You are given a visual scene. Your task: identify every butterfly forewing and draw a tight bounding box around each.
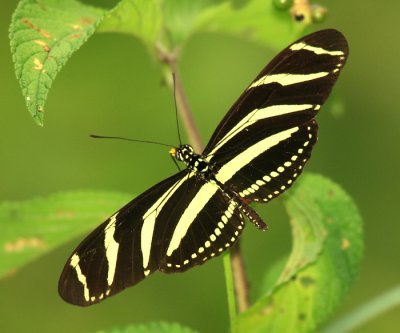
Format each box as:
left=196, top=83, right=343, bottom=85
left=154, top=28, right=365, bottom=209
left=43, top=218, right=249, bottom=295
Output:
left=203, top=29, right=348, bottom=202
left=59, top=171, right=189, bottom=306
left=203, top=29, right=348, bottom=160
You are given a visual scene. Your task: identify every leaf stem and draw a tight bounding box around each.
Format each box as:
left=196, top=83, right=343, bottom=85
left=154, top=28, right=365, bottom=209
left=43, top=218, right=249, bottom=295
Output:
left=321, top=285, right=400, bottom=333
left=158, top=47, right=251, bottom=326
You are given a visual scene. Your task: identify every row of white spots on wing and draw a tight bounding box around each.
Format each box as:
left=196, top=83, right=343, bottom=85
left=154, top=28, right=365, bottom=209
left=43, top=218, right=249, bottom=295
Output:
left=289, top=41, right=345, bottom=56
left=216, top=127, right=300, bottom=185
left=207, top=104, right=315, bottom=159
left=247, top=125, right=314, bottom=203
left=207, top=201, right=240, bottom=248
left=104, top=213, right=120, bottom=289
left=91, top=292, right=106, bottom=303
left=302, top=126, right=314, bottom=147
left=334, top=55, right=346, bottom=74
left=141, top=173, right=193, bottom=270
left=248, top=72, right=329, bottom=90
left=70, top=254, right=90, bottom=302
left=166, top=200, right=243, bottom=269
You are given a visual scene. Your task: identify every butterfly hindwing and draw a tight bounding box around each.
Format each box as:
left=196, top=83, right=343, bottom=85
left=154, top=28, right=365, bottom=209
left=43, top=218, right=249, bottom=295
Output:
left=220, top=120, right=318, bottom=202
left=158, top=181, right=245, bottom=272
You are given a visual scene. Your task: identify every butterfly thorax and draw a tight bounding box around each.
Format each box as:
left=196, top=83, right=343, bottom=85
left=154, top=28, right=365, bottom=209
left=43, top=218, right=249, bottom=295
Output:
left=170, top=144, right=210, bottom=174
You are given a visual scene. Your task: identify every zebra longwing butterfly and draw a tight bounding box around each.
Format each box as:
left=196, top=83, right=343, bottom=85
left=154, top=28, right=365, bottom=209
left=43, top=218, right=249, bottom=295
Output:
left=59, top=29, right=348, bottom=306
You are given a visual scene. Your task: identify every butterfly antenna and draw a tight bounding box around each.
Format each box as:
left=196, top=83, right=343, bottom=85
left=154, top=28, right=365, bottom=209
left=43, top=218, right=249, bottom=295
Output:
left=172, top=73, right=182, bottom=146
left=90, top=135, right=174, bottom=148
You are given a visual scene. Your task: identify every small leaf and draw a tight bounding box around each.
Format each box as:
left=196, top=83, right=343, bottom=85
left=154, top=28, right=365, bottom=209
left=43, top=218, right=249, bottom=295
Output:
left=237, top=173, right=363, bottom=333
left=9, top=0, right=106, bottom=126
left=0, top=191, right=130, bottom=279
left=162, top=0, right=218, bottom=48
left=96, top=322, right=199, bottom=333
left=192, top=0, right=311, bottom=52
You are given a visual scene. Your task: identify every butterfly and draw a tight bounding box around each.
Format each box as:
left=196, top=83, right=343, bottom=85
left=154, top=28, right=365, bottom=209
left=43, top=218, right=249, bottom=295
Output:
left=59, top=29, right=348, bottom=306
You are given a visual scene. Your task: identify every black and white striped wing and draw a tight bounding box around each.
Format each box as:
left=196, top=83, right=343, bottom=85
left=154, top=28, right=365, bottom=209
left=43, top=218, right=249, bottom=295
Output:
left=203, top=29, right=348, bottom=202
left=59, top=29, right=349, bottom=307
left=157, top=178, right=244, bottom=273
left=59, top=171, right=244, bottom=306
left=59, top=171, right=187, bottom=306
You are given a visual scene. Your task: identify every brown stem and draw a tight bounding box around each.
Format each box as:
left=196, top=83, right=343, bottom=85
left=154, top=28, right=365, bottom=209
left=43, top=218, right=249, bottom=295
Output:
left=159, top=47, right=250, bottom=313
left=231, top=242, right=250, bottom=311
left=159, top=50, right=203, bottom=152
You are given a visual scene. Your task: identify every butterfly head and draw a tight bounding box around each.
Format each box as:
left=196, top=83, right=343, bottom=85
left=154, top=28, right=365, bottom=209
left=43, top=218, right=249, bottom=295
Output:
left=170, top=144, right=194, bottom=162
left=170, top=144, right=211, bottom=174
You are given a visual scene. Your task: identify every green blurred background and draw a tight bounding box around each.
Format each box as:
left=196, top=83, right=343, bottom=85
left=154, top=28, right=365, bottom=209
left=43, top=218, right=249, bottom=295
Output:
left=0, top=1, right=399, bottom=332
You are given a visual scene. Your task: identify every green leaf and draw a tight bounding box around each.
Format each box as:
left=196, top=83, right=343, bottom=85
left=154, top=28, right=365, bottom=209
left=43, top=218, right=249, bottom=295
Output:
left=99, top=0, right=211, bottom=50
left=192, top=0, right=311, bottom=52
left=10, top=0, right=304, bottom=126
left=97, top=0, right=163, bottom=53
left=99, top=0, right=310, bottom=53
left=237, top=173, right=363, bottom=333
left=95, top=322, right=199, bottom=333
left=0, top=191, right=130, bottom=279
left=160, top=0, right=312, bottom=51
left=258, top=255, right=288, bottom=296
left=9, top=0, right=106, bottom=126
left=162, top=0, right=218, bottom=48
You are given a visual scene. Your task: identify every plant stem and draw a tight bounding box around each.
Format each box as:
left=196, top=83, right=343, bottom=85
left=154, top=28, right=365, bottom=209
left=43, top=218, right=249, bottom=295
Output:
left=159, top=50, right=203, bottom=152
left=321, top=285, right=400, bottom=333
left=223, top=252, right=238, bottom=333
left=231, top=243, right=250, bottom=312
left=159, top=49, right=251, bottom=320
